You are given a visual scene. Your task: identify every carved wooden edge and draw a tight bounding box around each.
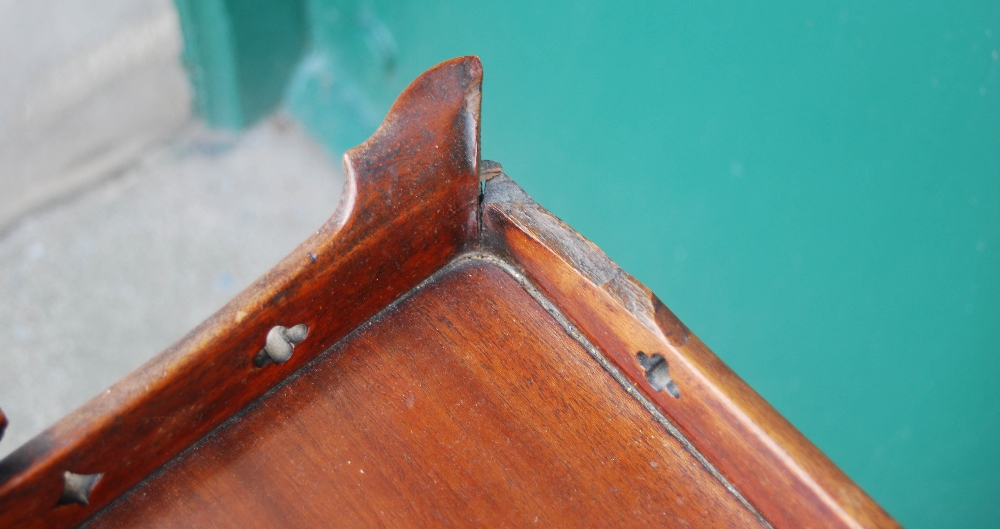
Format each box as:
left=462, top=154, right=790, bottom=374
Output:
left=0, top=56, right=482, bottom=529
left=480, top=173, right=901, bottom=529
left=1, top=53, right=898, bottom=529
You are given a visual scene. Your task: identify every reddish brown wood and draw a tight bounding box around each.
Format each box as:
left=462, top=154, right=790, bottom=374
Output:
left=480, top=173, right=900, bottom=529
left=87, top=261, right=767, bottom=528
left=0, top=55, right=899, bottom=529
left=0, top=56, right=482, bottom=529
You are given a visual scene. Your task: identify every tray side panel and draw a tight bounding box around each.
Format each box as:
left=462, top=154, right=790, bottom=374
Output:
left=481, top=173, right=900, bottom=529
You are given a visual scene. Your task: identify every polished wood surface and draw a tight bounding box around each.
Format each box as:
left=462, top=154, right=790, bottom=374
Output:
left=88, top=261, right=766, bottom=528
left=481, top=173, right=900, bottom=528
left=0, top=57, right=481, bottom=529
left=0, top=56, right=899, bottom=528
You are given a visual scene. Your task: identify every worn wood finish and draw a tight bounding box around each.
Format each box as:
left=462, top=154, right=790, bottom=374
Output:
left=0, top=56, right=482, bottom=529
left=0, top=55, right=899, bottom=528
left=481, top=173, right=900, bottom=529
left=87, top=261, right=767, bottom=528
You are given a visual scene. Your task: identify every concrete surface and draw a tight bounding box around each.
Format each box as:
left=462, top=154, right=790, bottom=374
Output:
left=0, top=0, right=345, bottom=457
left=0, top=0, right=190, bottom=231
left=0, top=118, right=344, bottom=458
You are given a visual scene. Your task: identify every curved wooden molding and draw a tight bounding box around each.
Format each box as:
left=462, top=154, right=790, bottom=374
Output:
left=481, top=173, right=900, bottom=529
left=0, top=56, right=482, bottom=529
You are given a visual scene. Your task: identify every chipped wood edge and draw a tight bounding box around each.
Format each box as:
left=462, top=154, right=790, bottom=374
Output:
left=480, top=172, right=900, bottom=529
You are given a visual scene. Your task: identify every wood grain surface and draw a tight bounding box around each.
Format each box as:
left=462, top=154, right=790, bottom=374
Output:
left=0, top=56, right=482, bottom=529
left=0, top=55, right=899, bottom=529
left=481, top=173, right=900, bottom=529
left=87, top=260, right=766, bottom=529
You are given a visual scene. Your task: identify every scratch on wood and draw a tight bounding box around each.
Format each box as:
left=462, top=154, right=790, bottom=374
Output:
left=483, top=173, right=690, bottom=347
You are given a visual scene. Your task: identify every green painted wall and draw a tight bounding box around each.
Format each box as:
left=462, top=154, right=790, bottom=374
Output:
left=175, top=0, right=308, bottom=128
left=177, top=1, right=1000, bottom=526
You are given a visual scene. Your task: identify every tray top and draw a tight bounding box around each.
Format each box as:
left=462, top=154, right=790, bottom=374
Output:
left=89, top=259, right=765, bottom=528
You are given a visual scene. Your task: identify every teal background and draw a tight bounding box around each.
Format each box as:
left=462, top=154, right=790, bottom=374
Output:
left=175, top=0, right=307, bottom=127
left=175, top=1, right=1000, bottom=526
